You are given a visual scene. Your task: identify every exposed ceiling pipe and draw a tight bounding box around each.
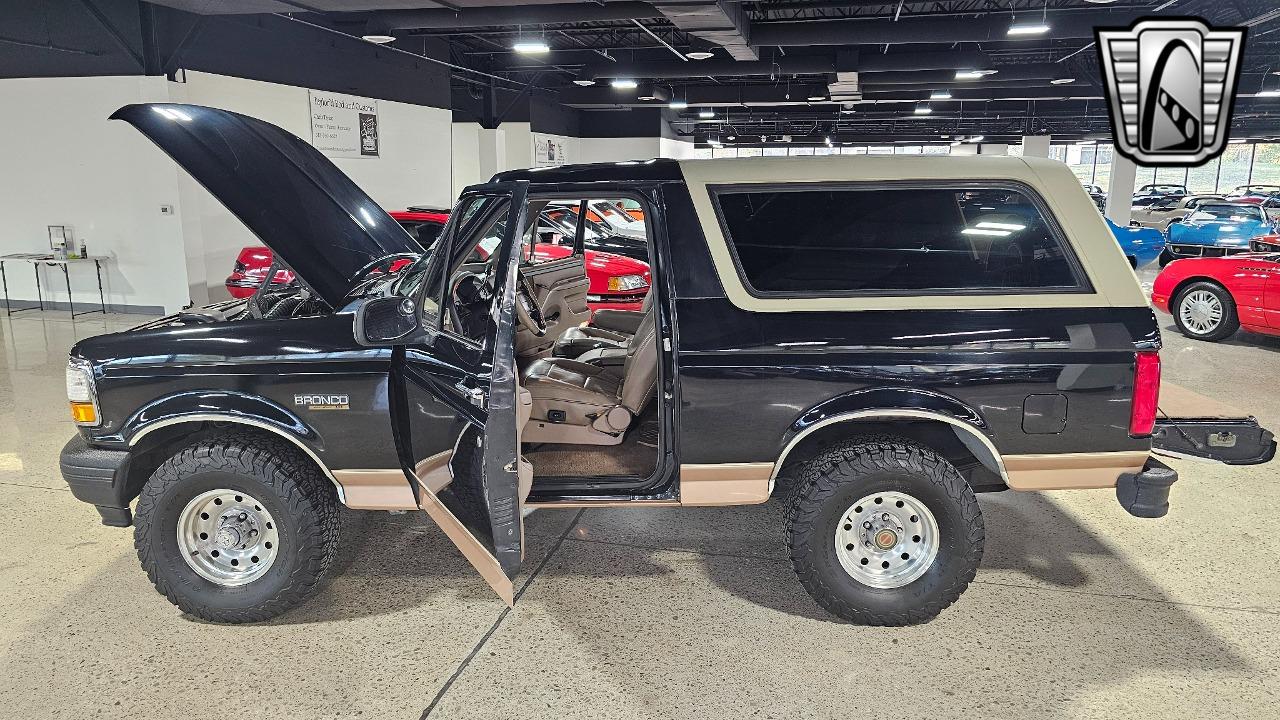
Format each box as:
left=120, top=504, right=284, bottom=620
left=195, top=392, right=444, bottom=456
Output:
left=751, top=12, right=1141, bottom=46
left=859, top=64, right=1062, bottom=86
left=857, top=50, right=991, bottom=73
left=367, top=2, right=661, bottom=33
left=648, top=0, right=758, bottom=61
left=581, top=56, right=834, bottom=79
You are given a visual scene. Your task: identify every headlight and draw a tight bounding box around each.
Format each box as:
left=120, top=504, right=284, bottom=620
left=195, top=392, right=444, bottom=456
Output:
left=65, top=358, right=99, bottom=426
left=607, top=274, right=648, bottom=292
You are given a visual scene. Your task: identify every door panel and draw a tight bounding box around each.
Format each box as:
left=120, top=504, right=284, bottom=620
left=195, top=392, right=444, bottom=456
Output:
left=516, top=257, right=591, bottom=354
left=393, top=182, right=530, bottom=604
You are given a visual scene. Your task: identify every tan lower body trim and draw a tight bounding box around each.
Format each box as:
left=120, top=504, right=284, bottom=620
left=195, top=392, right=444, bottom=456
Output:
left=678, top=462, right=774, bottom=506
left=416, top=480, right=515, bottom=607
left=525, top=463, right=776, bottom=509
left=1003, top=451, right=1150, bottom=491
left=331, top=469, right=417, bottom=510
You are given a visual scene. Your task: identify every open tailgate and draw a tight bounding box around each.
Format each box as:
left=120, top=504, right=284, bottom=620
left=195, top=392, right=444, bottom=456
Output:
left=1153, top=383, right=1276, bottom=465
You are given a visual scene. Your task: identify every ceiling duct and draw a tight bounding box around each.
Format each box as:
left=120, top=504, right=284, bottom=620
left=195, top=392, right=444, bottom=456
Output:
left=581, top=56, right=833, bottom=80
left=649, top=1, right=757, bottom=61
left=751, top=12, right=1139, bottom=46
left=561, top=82, right=830, bottom=109
left=857, top=50, right=992, bottom=73
left=366, top=2, right=661, bottom=33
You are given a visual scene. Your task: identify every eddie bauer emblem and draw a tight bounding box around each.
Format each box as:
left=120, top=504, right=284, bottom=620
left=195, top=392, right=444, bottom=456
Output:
left=1096, top=18, right=1246, bottom=166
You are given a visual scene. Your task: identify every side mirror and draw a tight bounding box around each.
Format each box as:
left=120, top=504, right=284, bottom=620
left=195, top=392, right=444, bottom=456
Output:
left=354, top=295, right=425, bottom=346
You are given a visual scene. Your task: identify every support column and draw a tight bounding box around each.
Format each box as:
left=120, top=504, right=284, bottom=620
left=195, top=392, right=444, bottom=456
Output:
left=1021, top=135, right=1051, bottom=158
left=1106, top=153, right=1138, bottom=226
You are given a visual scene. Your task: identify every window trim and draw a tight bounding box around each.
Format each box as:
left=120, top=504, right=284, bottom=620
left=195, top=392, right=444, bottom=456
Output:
left=706, top=180, right=1094, bottom=300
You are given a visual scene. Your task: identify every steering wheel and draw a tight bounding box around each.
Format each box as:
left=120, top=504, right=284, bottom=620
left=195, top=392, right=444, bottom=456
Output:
left=514, top=271, right=548, bottom=337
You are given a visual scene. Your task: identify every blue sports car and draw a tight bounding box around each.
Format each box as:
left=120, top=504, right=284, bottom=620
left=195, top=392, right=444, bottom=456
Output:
left=1163, top=202, right=1275, bottom=265
left=1106, top=218, right=1165, bottom=268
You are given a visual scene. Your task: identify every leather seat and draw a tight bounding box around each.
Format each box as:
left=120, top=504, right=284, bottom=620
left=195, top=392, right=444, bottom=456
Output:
left=522, top=308, right=657, bottom=446
left=553, top=292, right=652, bottom=358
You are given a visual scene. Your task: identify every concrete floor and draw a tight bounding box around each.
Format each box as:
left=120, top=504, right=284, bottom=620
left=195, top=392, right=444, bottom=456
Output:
left=1, top=278, right=1278, bottom=719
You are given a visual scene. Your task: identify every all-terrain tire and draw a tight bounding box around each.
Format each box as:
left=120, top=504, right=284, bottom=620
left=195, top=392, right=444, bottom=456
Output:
left=133, top=433, right=340, bottom=623
left=1172, top=280, right=1239, bottom=342
left=785, top=436, right=984, bottom=625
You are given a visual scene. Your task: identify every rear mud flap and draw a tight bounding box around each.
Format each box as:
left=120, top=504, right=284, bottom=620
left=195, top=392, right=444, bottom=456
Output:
left=1153, top=384, right=1277, bottom=465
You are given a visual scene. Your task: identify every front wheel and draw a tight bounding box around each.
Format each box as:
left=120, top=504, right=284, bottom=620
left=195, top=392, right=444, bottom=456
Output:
left=1172, top=281, right=1239, bottom=342
left=785, top=437, right=984, bottom=625
left=133, top=433, right=340, bottom=623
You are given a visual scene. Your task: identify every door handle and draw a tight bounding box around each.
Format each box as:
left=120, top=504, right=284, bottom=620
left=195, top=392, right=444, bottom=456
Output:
left=455, top=381, right=487, bottom=410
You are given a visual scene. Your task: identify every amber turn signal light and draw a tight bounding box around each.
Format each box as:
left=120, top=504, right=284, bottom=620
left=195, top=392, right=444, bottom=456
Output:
left=70, top=402, right=98, bottom=425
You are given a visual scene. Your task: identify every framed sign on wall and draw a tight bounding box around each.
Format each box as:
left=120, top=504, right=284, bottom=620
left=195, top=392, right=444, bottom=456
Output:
left=308, top=90, right=380, bottom=158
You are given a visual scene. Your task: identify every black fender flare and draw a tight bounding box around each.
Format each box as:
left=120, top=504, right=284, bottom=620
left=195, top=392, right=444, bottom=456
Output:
left=117, top=391, right=339, bottom=490
left=772, top=387, right=1008, bottom=484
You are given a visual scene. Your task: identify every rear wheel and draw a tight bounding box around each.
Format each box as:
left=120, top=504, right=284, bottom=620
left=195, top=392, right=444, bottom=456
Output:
left=785, top=436, right=984, bottom=625
left=133, top=433, right=340, bottom=623
left=1173, top=281, right=1239, bottom=341
left=1158, top=249, right=1175, bottom=267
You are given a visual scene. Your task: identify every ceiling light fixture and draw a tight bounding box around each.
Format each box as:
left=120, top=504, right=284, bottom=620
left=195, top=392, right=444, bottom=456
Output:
left=687, top=51, right=714, bottom=60
left=1050, top=77, right=1077, bottom=85
left=362, top=34, right=396, bottom=44
left=1229, top=139, right=1247, bottom=144
left=611, top=79, right=639, bottom=89
left=572, top=79, right=595, bottom=86
left=1075, top=139, right=1096, bottom=145
left=950, top=140, right=964, bottom=147
left=929, top=90, right=952, bottom=100
left=512, top=40, right=550, bottom=54
left=1257, top=89, right=1280, bottom=98
left=914, top=103, right=933, bottom=115
left=698, top=109, right=715, bottom=119
left=1008, top=23, right=1050, bottom=36
left=955, top=69, right=998, bottom=80
left=967, top=135, right=985, bottom=143
left=824, top=136, right=833, bottom=146
left=807, top=94, right=828, bottom=102
left=668, top=99, right=688, bottom=109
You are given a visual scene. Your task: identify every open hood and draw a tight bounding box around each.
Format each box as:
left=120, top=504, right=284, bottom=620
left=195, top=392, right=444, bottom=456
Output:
left=112, top=103, right=423, bottom=307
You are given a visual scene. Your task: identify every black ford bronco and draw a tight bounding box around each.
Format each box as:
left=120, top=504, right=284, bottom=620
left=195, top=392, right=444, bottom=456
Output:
left=59, top=104, right=1274, bottom=625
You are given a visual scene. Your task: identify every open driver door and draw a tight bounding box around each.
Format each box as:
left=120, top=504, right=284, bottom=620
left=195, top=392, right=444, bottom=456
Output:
left=359, top=182, right=531, bottom=604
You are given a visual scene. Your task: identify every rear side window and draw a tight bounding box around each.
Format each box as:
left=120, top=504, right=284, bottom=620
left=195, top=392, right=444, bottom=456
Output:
left=712, top=185, right=1086, bottom=296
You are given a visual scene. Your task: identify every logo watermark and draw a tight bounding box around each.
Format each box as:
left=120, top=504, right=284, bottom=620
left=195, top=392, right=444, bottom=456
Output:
left=1096, top=18, right=1246, bottom=166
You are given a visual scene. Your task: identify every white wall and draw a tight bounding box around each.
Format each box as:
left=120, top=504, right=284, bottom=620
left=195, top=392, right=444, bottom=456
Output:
left=0, top=76, right=191, bottom=313
left=659, top=137, right=699, bottom=159
left=175, top=71, right=453, bottom=303
left=0, top=72, right=456, bottom=312
left=578, top=137, right=662, bottom=164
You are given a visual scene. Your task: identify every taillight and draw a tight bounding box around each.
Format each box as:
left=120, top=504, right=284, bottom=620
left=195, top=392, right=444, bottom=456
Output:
left=1130, top=350, right=1161, bottom=437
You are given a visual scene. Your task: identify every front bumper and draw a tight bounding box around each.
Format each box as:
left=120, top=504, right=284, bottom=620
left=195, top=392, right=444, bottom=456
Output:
left=59, top=435, right=133, bottom=527
left=1166, top=243, right=1250, bottom=259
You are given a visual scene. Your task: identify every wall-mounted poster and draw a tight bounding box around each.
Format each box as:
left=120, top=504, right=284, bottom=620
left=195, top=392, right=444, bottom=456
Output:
left=308, top=90, right=380, bottom=158
left=534, top=134, right=570, bottom=167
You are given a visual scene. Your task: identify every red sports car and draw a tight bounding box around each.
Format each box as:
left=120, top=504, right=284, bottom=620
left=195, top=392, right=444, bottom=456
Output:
left=225, top=208, right=650, bottom=312
left=1151, top=253, right=1280, bottom=341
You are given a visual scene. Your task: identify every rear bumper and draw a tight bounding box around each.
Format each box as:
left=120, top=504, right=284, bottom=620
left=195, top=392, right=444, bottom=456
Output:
left=59, top=435, right=134, bottom=527
left=1116, top=457, right=1178, bottom=518
left=1152, top=417, right=1277, bottom=465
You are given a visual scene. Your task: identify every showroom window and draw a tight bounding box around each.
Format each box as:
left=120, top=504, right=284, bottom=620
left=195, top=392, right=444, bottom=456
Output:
left=712, top=184, right=1085, bottom=295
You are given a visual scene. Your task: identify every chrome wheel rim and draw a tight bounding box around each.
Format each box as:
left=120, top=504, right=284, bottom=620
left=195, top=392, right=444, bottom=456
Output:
left=177, top=489, right=280, bottom=586
left=1179, top=290, right=1223, bottom=335
left=834, top=491, right=940, bottom=589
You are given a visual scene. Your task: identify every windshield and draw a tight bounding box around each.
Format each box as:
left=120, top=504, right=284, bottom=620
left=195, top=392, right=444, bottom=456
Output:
left=392, top=195, right=499, bottom=299
left=1191, top=204, right=1264, bottom=221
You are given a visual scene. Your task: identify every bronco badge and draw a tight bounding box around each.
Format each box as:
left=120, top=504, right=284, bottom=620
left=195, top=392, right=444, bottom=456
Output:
left=294, top=393, right=350, bottom=410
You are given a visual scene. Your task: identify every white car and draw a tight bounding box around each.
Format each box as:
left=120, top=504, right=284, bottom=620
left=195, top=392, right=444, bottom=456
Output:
left=1130, top=194, right=1224, bottom=230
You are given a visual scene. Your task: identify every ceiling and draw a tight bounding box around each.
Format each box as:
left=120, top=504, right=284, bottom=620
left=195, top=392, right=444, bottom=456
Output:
left=144, top=0, right=1280, bottom=144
